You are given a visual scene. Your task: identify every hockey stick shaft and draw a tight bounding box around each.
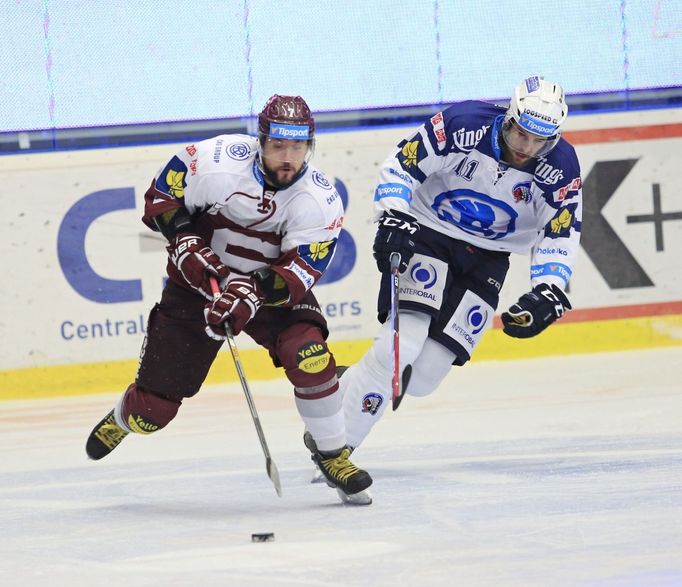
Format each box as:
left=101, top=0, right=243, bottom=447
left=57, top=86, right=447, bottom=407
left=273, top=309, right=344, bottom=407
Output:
left=209, top=277, right=282, bottom=497
left=389, top=253, right=403, bottom=411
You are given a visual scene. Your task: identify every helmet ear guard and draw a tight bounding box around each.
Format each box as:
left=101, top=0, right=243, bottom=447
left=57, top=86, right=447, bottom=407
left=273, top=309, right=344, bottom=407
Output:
left=503, top=76, right=568, bottom=157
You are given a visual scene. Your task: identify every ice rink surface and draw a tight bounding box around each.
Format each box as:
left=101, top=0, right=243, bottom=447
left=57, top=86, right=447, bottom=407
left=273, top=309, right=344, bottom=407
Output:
left=1, top=347, right=681, bottom=587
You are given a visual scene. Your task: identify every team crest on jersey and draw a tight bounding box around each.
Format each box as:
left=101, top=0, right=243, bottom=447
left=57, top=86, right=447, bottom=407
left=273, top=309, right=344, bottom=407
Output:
left=362, top=392, right=383, bottom=415
left=512, top=181, right=532, bottom=203
left=257, top=189, right=276, bottom=213
left=227, top=142, right=250, bottom=160
left=432, top=189, right=518, bottom=240
left=312, top=170, right=332, bottom=189
left=545, top=204, right=577, bottom=238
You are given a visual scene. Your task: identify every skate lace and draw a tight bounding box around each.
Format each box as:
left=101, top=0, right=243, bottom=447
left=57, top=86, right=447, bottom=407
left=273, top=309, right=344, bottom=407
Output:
left=94, top=416, right=128, bottom=449
left=321, top=448, right=360, bottom=483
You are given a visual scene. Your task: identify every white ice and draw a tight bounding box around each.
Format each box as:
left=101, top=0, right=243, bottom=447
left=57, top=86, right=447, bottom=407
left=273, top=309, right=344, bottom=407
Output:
left=1, top=347, right=681, bottom=587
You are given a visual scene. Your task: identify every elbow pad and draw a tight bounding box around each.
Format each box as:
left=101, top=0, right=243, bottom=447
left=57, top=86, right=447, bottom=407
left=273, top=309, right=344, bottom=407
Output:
left=154, top=207, right=194, bottom=241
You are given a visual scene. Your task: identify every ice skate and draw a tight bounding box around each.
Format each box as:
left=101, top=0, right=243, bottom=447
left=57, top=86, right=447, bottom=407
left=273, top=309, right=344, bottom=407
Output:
left=303, top=431, right=326, bottom=484
left=303, top=362, right=349, bottom=485
left=311, top=446, right=373, bottom=506
left=86, top=409, right=129, bottom=460
left=304, top=430, right=362, bottom=488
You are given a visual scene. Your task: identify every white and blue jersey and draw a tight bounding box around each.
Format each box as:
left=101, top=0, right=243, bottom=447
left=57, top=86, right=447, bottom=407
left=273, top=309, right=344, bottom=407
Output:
left=374, top=101, right=582, bottom=289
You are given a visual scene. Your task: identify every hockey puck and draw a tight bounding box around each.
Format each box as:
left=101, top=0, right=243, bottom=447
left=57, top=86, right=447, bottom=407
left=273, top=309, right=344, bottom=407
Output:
left=251, top=533, right=275, bottom=543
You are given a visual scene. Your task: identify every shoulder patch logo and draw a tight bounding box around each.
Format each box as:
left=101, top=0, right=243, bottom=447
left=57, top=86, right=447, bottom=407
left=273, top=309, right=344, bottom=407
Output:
left=227, top=142, right=250, bottom=160
left=550, top=208, right=573, bottom=233
left=166, top=169, right=186, bottom=198
left=544, top=204, right=578, bottom=239
left=400, top=140, right=421, bottom=168
left=296, top=240, right=337, bottom=273
left=308, top=241, right=334, bottom=261
left=312, top=170, right=332, bottom=189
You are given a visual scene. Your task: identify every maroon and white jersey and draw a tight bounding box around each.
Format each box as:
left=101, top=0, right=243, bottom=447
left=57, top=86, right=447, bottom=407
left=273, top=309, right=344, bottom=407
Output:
left=143, top=134, right=344, bottom=305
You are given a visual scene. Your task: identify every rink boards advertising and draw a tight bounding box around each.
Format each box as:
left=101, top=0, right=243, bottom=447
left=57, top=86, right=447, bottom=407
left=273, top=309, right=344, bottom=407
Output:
left=1, top=108, right=681, bottom=398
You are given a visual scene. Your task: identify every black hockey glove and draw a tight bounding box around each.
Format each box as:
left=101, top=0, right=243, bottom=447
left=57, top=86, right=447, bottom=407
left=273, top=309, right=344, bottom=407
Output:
left=373, top=209, right=420, bottom=274
left=501, top=283, right=572, bottom=339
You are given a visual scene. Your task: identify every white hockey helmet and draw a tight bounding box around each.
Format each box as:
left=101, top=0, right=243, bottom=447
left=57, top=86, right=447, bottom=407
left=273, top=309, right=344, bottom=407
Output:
left=502, top=76, right=568, bottom=157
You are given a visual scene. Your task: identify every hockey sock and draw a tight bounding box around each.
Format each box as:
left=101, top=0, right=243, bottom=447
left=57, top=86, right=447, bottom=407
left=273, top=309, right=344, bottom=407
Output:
left=404, top=338, right=457, bottom=397
left=342, top=311, right=430, bottom=448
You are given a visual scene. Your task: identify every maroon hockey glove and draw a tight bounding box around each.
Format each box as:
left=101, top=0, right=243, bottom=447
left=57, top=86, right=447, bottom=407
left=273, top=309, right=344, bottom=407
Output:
left=204, top=277, right=264, bottom=339
left=373, top=209, right=419, bottom=273
left=167, top=233, right=230, bottom=300
left=501, top=283, right=571, bottom=338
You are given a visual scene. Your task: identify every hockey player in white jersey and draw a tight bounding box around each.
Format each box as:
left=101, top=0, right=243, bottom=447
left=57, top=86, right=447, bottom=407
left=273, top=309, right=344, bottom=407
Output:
left=341, top=77, right=582, bottom=451
left=85, top=95, right=372, bottom=503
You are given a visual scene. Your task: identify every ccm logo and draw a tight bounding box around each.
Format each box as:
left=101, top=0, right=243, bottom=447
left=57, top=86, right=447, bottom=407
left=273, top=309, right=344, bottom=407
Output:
left=381, top=216, right=418, bottom=234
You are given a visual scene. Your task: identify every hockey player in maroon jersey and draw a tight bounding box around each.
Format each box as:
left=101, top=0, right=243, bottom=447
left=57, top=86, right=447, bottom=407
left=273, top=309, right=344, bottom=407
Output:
left=85, top=95, right=372, bottom=504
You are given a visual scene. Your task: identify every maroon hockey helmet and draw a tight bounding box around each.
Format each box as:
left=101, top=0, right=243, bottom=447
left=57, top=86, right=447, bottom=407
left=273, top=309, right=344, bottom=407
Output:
left=257, top=95, right=315, bottom=142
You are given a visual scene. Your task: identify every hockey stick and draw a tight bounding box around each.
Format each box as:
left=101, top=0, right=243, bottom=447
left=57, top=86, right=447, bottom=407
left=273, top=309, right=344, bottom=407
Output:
left=209, top=277, right=282, bottom=497
left=389, top=252, right=405, bottom=411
